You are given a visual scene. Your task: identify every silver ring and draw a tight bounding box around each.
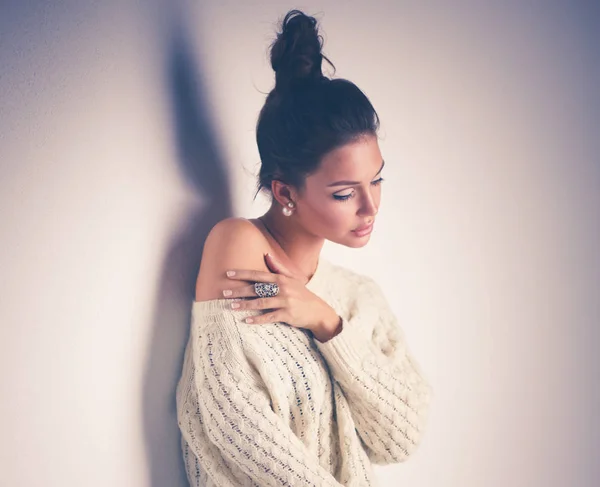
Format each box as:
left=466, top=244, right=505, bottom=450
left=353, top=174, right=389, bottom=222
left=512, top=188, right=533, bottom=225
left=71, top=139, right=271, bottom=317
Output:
left=254, top=282, right=279, bottom=298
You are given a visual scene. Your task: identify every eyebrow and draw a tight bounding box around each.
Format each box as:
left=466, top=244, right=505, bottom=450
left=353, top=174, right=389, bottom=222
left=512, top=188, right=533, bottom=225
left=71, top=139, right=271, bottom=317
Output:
left=326, top=160, right=385, bottom=187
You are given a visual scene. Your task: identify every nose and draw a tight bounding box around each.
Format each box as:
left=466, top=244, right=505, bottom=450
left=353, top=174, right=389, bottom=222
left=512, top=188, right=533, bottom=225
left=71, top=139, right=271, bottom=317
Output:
left=359, top=189, right=379, bottom=218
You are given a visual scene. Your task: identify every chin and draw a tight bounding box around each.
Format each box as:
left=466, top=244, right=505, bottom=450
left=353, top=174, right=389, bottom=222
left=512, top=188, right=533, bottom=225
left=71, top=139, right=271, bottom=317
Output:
left=331, top=233, right=372, bottom=248
left=346, top=238, right=371, bottom=248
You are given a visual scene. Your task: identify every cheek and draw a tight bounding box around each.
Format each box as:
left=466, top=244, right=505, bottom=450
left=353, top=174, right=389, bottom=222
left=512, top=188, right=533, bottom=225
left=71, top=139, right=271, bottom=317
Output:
left=310, top=198, right=357, bottom=232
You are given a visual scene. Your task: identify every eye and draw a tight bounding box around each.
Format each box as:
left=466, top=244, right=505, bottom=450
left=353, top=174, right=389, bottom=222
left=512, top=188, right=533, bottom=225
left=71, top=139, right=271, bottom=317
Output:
left=333, top=177, right=385, bottom=202
left=333, top=192, right=353, bottom=202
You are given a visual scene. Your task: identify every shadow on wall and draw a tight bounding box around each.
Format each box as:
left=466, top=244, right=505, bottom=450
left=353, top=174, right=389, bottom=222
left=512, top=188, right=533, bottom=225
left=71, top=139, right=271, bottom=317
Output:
left=142, top=12, right=233, bottom=487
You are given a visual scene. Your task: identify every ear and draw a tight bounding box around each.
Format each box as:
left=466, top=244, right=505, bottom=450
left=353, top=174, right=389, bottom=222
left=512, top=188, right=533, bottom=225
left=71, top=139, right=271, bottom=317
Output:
left=271, top=180, right=297, bottom=208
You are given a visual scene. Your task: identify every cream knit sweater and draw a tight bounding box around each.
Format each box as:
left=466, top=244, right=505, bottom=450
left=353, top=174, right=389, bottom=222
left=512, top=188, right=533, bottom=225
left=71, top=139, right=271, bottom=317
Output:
left=176, top=257, right=432, bottom=486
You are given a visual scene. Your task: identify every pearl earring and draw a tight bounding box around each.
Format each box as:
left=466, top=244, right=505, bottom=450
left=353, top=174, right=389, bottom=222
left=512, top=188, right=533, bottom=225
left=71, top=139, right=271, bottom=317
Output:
left=282, top=201, right=294, bottom=216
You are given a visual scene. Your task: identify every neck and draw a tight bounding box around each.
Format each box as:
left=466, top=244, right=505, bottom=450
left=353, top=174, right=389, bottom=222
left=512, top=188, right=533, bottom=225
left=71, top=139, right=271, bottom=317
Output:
left=260, top=204, right=324, bottom=279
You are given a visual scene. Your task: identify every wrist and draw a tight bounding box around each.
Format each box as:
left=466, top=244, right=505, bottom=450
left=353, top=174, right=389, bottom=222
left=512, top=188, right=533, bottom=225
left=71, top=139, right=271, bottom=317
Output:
left=313, top=309, right=343, bottom=343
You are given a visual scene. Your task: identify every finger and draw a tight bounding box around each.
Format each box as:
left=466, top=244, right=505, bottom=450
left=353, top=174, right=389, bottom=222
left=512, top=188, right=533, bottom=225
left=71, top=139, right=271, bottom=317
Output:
left=233, top=296, right=285, bottom=311
left=221, top=284, right=258, bottom=299
left=245, top=310, right=284, bottom=325
left=226, top=269, right=280, bottom=282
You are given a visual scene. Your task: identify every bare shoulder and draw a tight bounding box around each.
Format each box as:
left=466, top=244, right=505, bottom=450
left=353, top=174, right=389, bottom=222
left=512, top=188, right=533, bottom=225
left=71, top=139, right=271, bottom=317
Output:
left=195, top=217, right=270, bottom=302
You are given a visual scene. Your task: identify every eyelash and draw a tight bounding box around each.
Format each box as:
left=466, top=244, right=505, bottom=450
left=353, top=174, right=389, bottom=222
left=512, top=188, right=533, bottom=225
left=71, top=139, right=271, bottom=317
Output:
left=333, top=177, right=385, bottom=202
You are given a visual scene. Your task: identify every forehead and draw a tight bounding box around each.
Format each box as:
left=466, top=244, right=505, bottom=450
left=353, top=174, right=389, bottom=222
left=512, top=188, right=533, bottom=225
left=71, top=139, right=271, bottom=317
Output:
left=310, top=135, right=382, bottom=184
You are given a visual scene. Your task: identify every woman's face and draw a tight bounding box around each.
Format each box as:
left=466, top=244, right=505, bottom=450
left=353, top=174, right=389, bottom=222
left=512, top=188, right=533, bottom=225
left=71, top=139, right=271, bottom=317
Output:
left=297, top=133, right=384, bottom=248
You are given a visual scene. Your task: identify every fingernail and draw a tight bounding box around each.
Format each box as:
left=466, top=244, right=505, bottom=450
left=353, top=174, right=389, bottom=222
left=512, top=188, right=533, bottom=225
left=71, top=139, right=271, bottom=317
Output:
left=231, top=302, right=240, bottom=309
left=245, top=318, right=253, bottom=323
left=222, top=290, right=232, bottom=297
left=226, top=271, right=235, bottom=277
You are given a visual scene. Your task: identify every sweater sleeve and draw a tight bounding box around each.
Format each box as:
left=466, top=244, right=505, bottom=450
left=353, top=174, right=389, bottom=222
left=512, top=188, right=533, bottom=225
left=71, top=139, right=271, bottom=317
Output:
left=313, top=276, right=433, bottom=465
left=185, top=304, right=344, bottom=487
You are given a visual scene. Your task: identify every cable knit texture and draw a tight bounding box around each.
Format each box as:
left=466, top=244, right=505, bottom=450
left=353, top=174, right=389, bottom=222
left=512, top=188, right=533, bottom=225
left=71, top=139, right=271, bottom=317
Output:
left=176, top=257, right=432, bottom=486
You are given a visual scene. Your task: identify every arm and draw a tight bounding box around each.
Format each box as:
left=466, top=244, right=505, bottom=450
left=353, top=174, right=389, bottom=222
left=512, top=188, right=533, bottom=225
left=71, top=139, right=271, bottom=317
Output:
left=313, top=276, right=433, bottom=465
left=185, top=315, right=343, bottom=487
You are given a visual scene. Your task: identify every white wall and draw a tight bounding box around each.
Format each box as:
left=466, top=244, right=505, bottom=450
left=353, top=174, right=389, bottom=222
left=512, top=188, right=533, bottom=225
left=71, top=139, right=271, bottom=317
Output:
left=1, top=1, right=598, bottom=486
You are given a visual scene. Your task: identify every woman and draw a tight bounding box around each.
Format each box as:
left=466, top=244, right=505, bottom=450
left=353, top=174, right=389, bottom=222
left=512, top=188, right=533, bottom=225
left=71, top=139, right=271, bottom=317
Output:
left=176, top=9, right=432, bottom=486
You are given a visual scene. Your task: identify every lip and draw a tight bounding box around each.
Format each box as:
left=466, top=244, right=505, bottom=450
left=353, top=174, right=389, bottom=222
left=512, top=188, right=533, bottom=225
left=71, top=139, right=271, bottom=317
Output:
left=352, top=222, right=374, bottom=235
left=353, top=222, right=373, bottom=232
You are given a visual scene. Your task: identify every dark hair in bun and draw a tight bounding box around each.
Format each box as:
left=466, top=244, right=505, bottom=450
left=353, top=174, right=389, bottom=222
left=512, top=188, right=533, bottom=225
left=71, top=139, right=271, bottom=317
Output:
left=254, top=9, right=380, bottom=200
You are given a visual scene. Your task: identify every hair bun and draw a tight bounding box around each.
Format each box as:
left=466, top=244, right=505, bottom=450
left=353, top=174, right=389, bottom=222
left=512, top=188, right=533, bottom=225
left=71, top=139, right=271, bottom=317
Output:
left=270, top=10, right=333, bottom=92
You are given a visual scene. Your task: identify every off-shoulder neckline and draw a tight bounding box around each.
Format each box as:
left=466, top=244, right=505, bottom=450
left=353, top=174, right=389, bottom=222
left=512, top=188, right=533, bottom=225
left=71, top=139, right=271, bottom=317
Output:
left=192, top=256, right=327, bottom=308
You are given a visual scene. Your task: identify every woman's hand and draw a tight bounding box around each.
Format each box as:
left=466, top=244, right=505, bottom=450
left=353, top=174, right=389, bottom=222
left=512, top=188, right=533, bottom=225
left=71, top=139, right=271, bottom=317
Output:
left=222, top=253, right=340, bottom=336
